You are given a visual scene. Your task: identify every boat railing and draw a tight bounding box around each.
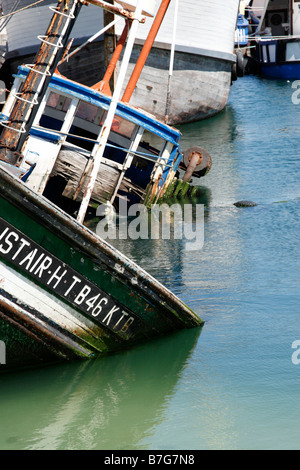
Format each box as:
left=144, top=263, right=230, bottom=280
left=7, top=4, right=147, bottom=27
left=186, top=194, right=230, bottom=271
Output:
left=0, top=0, right=183, bottom=216
left=254, top=35, right=300, bottom=42
left=29, top=124, right=174, bottom=167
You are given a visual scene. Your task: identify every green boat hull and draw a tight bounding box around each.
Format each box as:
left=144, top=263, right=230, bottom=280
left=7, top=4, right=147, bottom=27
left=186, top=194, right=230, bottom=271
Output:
left=0, top=169, right=203, bottom=369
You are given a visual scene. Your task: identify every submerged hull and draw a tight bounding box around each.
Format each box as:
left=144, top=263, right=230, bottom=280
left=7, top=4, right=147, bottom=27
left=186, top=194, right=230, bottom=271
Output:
left=0, top=169, right=203, bottom=370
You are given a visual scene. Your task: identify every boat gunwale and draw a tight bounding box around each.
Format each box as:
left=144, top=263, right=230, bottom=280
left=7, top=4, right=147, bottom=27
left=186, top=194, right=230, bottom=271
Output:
left=0, top=293, right=96, bottom=362
left=0, top=167, right=203, bottom=327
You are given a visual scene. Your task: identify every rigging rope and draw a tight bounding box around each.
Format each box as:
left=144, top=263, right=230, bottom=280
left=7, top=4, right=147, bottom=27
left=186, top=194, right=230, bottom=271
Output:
left=0, top=0, right=45, bottom=21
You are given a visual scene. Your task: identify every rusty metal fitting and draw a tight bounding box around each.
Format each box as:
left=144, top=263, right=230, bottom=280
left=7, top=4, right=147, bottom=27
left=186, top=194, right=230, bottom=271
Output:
left=188, top=150, right=203, bottom=166
left=182, top=146, right=212, bottom=181
left=0, top=148, right=23, bottom=167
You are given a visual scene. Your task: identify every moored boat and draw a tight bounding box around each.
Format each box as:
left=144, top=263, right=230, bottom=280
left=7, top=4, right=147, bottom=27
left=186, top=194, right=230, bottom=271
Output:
left=0, top=167, right=202, bottom=369
left=1, top=0, right=240, bottom=125
left=0, top=0, right=204, bottom=371
left=245, top=0, right=300, bottom=79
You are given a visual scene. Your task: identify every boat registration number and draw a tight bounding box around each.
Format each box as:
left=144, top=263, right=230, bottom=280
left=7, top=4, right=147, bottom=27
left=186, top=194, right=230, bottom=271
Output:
left=0, top=218, right=140, bottom=339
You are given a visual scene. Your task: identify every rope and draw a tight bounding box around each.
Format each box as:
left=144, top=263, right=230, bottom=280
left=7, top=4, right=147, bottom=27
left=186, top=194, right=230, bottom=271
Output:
left=0, top=0, right=45, bottom=20
left=0, top=0, right=20, bottom=32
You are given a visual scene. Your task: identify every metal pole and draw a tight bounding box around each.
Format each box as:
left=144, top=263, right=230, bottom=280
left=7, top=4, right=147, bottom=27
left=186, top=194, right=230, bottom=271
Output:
left=86, top=0, right=141, bottom=21
left=92, top=20, right=130, bottom=95
left=58, top=17, right=121, bottom=66
left=122, top=0, right=171, bottom=104
left=165, top=0, right=179, bottom=123
left=76, top=0, right=147, bottom=224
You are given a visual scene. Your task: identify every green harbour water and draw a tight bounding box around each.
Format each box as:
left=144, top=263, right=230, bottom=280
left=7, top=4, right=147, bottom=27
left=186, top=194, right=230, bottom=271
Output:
left=0, top=76, right=299, bottom=450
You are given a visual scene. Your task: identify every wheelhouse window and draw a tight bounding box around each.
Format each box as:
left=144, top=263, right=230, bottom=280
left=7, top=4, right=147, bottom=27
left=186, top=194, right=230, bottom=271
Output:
left=47, top=92, right=71, bottom=112
left=123, top=131, right=168, bottom=188
left=286, top=41, right=300, bottom=61
left=75, top=101, right=102, bottom=124
left=109, top=115, right=137, bottom=139
left=138, top=131, right=165, bottom=161
left=262, top=43, right=276, bottom=63
left=39, top=92, right=73, bottom=131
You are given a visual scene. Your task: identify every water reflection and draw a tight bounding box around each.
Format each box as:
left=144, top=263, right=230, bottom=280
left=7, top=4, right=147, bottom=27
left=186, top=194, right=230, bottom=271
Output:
left=1, top=77, right=300, bottom=450
left=179, top=104, right=239, bottom=150
left=0, top=327, right=202, bottom=450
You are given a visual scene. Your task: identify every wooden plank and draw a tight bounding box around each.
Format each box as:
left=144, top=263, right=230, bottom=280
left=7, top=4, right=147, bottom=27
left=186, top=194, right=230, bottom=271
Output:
left=51, top=146, right=120, bottom=203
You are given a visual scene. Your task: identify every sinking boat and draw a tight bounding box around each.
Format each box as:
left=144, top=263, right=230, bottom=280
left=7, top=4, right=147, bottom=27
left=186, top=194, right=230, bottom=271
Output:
left=246, top=0, right=300, bottom=79
left=1, top=2, right=211, bottom=211
left=1, top=0, right=240, bottom=125
left=0, top=0, right=204, bottom=370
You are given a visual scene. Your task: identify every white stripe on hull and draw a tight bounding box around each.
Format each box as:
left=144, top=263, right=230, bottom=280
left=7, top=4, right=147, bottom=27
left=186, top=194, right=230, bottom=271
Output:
left=0, top=261, right=109, bottom=350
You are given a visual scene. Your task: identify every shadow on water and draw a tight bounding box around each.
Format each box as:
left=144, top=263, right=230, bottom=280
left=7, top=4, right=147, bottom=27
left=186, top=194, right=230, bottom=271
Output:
left=0, top=327, right=202, bottom=450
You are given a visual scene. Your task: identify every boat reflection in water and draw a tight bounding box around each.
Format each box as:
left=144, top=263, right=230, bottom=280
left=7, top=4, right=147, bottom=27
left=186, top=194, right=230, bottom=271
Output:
left=0, top=327, right=202, bottom=450
left=0, top=0, right=204, bottom=371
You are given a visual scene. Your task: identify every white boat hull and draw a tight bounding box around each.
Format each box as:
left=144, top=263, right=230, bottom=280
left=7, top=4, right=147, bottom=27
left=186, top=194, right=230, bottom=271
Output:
left=121, top=44, right=233, bottom=124
left=1, top=0, right=240, bottom=124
